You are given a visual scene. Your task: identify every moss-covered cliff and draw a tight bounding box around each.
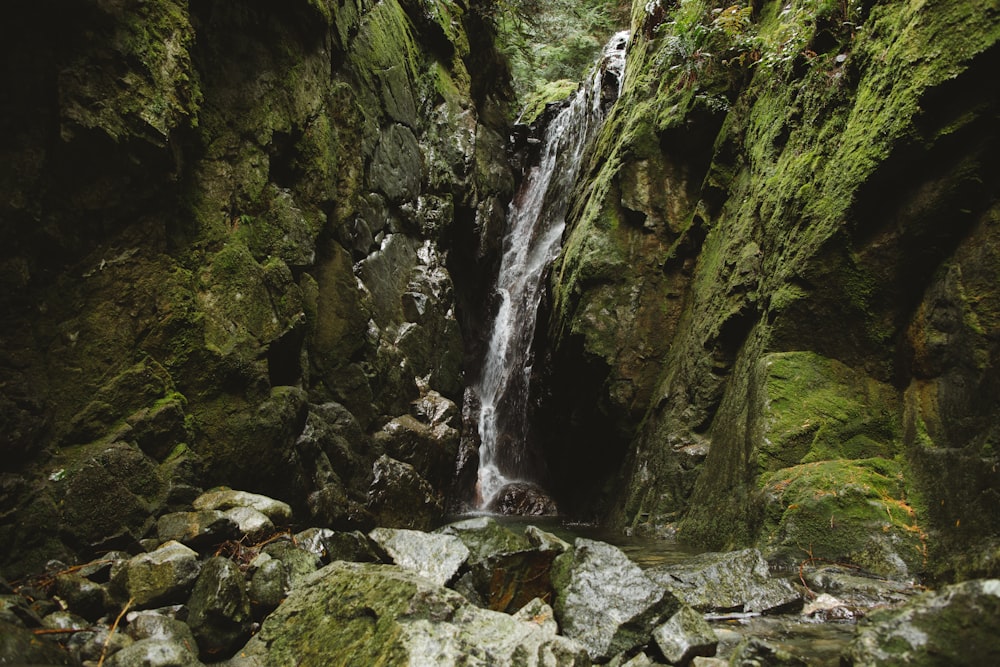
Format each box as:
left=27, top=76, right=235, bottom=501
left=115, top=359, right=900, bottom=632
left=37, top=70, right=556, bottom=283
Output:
left=0, top=0, right=513, bottom=577
left=543, top=0, right=1000, bottom=580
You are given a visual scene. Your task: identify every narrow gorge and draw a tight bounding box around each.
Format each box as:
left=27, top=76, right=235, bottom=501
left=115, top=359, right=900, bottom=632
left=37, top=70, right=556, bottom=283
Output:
left=1, top=0, right=999, bottom=664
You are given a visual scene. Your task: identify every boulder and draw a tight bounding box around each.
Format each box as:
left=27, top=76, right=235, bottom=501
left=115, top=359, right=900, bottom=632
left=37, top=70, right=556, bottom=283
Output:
left=229, top=562, right=589, bottom=666
left=486, top=481, right=558, bottom=516
left=646, top=549, right=801, bottom=614
left=373, top=413, right=459, bottom=491
left=524, top=525, right=572, bottom=553
left=367, top=455, right=444, bottom=530
left=249, top=558, right=289, bottom=616
left=223, top=507, right=275, bottom=542
left=186, top=557, right=252, bottom=660
left=728, top=638, right=808, bottom=666
left=844, top=579, right=1000, bottom=666
left=54, top=571, right=109, bottom=621
left=369, top=527, right=469, bottom=586
left=105, top=638, right=205, bottom=667
left=193, top=488, right=292, bottom=525
left=551, top=538, right=682, bottom=661
left=127, top=610, right=198, bottom=650
left=156, top=510, right=238, bottom=549
left=436, top=516, right=532, bottom=563
left=110, top=541, right=201, bottom=608
left=651, top=605, right=718, bottom=664
left=260, top=540, right=321, bottom=587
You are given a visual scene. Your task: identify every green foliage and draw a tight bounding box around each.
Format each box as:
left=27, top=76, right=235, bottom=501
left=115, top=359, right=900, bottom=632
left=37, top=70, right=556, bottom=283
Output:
left=654, top=1, right=760, bottom=89
left=489, top=0, right=631, bottom=118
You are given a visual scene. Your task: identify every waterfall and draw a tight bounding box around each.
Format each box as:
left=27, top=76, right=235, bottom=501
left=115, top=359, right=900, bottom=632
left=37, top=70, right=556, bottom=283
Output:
left=475, top=31, right=630, bottom=511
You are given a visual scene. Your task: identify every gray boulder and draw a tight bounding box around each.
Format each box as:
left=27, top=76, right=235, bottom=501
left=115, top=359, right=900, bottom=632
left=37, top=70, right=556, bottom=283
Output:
left=552, top=538, right=682, bottom=661
left=54, top=571, right=109, bottom=621
left=223, top=507, right=275, bottom=542
left=369, top=526, right=469, bottom=586
left=156, top=510, right=238, bottom=549
left=651, top=605, right=718, bottom=664
left=111, top=541, right=201, bottom=608
left=844, top=578, right=1000, bottom=666
left=187, top=557, right=252, bottom=660
left=260, top=540, right=321, bottom=587
left=436, top=516, right=532, bottom=563
left=127, top=610, right=198, bottom=649
left=106, top=638, right=204, bottom=667
left=228, top=561, right=589, bottom=666
left=192, top=488, right=292, bottom=525
left=249, top=558, right=289, bottom=616
left=646, top=549, right=800, bottom=614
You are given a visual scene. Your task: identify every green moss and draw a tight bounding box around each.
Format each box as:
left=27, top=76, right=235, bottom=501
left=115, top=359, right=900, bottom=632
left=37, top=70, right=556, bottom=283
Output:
left=518, top=79, right=580, bottom=124
left=758, top=352, right=900, bottom=471
left=759, top=458, right=927, bottom=575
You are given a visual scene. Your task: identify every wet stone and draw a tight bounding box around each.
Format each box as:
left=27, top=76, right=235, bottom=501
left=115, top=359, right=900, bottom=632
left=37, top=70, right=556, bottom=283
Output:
left=54, top=572, right=108, bottom=621
left=260, top=540, right=321, bottom=587
left=369, top=527, right=469, bottom=586
left=111, top=541, right=201, bottom=609
left=192, top=488, right=292, bottom=525
left=156, top=510, right=238, bottom=550
left=249, top=558, right=289, bottom=616
left=186, top=556, right=252, bottom=660
left=127, top=610, right=198, bottom=649
left=223, top=506, right=274, bottom=542
left=651, top=605, right=718, bottom=664
left=105, top=637, right=205, bottom=667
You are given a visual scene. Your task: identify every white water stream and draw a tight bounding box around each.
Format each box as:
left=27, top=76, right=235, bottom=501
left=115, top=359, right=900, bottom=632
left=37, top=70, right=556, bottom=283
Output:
left=475, top=31, right=630, bottom=509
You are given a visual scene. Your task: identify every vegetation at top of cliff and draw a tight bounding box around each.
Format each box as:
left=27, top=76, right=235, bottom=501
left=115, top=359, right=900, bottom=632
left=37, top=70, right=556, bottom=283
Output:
left=479, top=0, right=631, bottom=120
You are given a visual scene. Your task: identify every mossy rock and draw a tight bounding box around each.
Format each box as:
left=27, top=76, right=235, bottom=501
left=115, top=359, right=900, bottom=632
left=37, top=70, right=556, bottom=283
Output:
left=757, top=352, right=901, bottom=471
left=759, top=458, right=926, bottom=577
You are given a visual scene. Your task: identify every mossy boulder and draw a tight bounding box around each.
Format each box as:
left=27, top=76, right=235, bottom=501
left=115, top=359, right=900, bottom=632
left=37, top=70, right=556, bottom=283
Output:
left=759, top=459, right=926, bottom=578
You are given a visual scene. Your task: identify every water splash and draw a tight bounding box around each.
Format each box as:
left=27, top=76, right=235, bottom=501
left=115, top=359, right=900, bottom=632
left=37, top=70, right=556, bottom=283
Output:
left=475, top=31, right=630, bottom=510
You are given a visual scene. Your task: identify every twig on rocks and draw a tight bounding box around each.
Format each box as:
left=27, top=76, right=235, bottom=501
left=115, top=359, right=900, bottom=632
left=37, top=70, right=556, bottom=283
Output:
left=97, top=597, right=133, bottom=667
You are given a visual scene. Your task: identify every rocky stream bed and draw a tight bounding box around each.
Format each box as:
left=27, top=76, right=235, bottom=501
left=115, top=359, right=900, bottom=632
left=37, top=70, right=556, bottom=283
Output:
left=3, top=488, right=999, bottom=666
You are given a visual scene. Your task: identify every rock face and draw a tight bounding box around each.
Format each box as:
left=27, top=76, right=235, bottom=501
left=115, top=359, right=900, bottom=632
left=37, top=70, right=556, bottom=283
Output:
left=538, top=0, right=1000, bottom=579
left=0, top=0, right=513, bottom=577
left=230, top=561, right=590, bottom=666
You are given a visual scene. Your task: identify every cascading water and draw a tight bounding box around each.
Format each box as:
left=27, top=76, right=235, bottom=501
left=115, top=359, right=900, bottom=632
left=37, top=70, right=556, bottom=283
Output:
left=474, top=31, right=630, bottom=511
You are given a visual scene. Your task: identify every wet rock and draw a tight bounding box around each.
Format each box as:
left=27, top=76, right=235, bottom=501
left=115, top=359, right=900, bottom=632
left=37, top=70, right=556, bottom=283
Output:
left=293, top=527, right=384, bottom=564
left=67, top=624, right=135, bottom=663
left=552, top=538, right=682, bottom=660
left=0, top=594, right=41, bottom=627
left=803, top=565, right=917, bottom=610
left=373, top=413, right=459, bottom=491
left=512, top=597, right=560, bottom=635
left=367, top=455, right=444, bottom=530
left=369, top=123, right=424, bottom=203
left=486, top=482, right=558, bottom=516
left=801, top=593, right=858, bottom=621
left=223, top=506, right=274, bottom=542
left=55, top=571, right=109, bottom=621
left=436, top=516, right=533, bottom=562
left=0, top=619, right=75, bottom=664
left=156, top=510, right=239, bottom=550
left=651, top=605, right=718, bottom=664
left=110, top=541, right=201, bottom=609
left=229, top=562, right=589, bottom=666
left=127, top=610, right=198, bottom=650
left=525, top=525, right=572, bottom=553
left=369, top=527, right=469, bottom=586
left=192, top=488, right=292, bottom=526
left=105, top=638, right=205, bottom=667
left=186, top=557, right=252, bottom=660
left=646, top=549, right=801, bottom=614
left=76, top=551, right=130, bottom=583
left=260, top=540, right=321, bottom=587
left=248, top=558, right=289, bottom=616
left=844, top=578, right=1000, bottom=666
left=728, top=638, right=808, bottom=666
